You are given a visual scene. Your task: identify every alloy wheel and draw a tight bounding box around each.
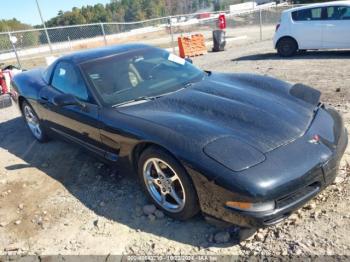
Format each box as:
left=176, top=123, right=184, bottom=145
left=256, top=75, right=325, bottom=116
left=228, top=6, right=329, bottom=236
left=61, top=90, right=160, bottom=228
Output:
left=143, top=158, right=186, bottom=213
left=24, top=105, right=42, bottom=140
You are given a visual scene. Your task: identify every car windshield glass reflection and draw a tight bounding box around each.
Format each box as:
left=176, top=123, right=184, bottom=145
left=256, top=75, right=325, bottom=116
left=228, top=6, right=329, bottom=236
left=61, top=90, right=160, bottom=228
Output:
left=81, top=48, right=205, bottom=107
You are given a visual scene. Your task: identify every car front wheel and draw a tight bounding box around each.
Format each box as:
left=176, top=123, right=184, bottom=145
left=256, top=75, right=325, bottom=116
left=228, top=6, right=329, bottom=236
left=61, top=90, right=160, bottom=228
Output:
left=277, top=37, right=298, bottom=57
left=138, top=147, right=199, bottom=220
left=22, top=101, right=48, bottom=142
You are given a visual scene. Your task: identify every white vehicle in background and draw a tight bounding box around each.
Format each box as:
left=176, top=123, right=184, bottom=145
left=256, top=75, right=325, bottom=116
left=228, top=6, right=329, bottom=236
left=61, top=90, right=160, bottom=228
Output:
left=273, top=1, right=350, bottom=57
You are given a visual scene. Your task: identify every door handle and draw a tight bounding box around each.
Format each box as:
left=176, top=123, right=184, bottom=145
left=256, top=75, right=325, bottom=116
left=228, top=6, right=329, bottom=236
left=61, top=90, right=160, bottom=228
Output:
left=39, top=95, right=49, bottom=105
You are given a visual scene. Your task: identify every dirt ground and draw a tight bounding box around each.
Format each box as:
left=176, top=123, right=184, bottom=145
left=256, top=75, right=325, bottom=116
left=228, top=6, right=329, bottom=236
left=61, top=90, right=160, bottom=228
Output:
left=0, top=40, right=349, bottom=259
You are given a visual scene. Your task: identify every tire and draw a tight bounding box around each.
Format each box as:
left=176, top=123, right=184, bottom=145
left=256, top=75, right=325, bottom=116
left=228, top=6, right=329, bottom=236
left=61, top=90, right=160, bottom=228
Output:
left=277, top=37, right=298, bottom=57
left=138, top=146, right=199, bottom=220
left=0, top=94, right=12, bottom=109
left=21, top=100, right=49, bottom=143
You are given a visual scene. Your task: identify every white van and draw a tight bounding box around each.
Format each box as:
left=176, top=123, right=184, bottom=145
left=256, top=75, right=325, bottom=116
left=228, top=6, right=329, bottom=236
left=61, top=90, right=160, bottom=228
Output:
left=273, top=1, right=350, bottom=56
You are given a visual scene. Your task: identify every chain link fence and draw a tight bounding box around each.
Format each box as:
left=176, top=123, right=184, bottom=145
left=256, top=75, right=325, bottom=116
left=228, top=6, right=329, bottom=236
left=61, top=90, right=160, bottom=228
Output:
left=0, top=4, right=301, bottom=69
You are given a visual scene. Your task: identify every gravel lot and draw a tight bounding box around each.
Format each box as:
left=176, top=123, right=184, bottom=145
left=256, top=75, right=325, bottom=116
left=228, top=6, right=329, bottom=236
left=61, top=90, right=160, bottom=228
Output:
left=0, top=40, right=349, bottom=258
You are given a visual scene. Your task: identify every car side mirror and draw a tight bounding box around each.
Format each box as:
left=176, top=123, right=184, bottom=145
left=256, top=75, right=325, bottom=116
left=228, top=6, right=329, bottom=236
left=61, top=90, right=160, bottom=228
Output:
left=185, top=57, right=193, bottom=64
left=53, top=94, right=85, bottom=109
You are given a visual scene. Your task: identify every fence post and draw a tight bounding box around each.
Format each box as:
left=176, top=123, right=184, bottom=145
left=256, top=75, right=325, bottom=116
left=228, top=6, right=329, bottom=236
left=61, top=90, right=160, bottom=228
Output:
left=100, top=23, right=107, bottom=46
left=168, top=17, right=176, bottom=54
left=8, top=32, right=22, bottom=69
left=44, top=28, right=53, bottom=54
left=67, top=36, right=72, bottom=51
left=259, top=9, right=263, bottom=41
left=35, top=0, right=53, bottom=54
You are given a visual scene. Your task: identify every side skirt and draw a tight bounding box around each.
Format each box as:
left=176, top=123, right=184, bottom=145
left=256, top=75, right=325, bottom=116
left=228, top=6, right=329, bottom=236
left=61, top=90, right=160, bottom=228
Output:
left=50, top=127, right=118, bottom=162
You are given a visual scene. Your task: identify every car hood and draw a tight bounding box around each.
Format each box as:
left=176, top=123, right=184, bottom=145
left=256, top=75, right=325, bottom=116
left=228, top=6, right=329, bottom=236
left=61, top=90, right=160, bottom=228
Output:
left=118, top=73, right=318, bottom=153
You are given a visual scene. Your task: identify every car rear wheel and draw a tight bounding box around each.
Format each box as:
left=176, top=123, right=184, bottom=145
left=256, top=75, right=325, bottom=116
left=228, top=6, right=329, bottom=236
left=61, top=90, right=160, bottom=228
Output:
left=277, top=38, right=298, bottom=57
left=138, top=146, right=199, bottom=220
left=22, top=101, right=48, bottom=142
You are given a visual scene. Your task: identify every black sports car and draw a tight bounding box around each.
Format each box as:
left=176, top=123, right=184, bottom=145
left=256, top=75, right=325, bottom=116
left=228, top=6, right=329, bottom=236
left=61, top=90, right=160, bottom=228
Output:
left=11, top=44, right=347, bottom=229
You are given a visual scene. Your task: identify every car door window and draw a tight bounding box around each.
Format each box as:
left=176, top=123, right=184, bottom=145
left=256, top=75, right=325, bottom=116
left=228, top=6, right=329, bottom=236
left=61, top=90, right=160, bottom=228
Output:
left=51, top=62, right=89, bottom=101
left=326, top=6, right=350, bottom=20
left=292, top=7, right=323, bottom=21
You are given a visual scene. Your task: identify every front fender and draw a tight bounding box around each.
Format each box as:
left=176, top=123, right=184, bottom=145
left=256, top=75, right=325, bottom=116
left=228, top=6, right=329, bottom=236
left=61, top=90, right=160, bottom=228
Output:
left=12, top=69, right=47, bottom=117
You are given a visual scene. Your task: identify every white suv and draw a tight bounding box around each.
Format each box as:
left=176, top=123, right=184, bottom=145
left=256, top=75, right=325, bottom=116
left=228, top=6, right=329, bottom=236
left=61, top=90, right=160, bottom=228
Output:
left=273, top=1, right=350, bottom=56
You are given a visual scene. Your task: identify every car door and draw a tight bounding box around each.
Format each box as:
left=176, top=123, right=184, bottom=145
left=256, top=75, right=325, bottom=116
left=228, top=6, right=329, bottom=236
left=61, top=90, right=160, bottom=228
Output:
left=291, top=7, right=326, bottom=49
left=323, top=6, right=350, bottom=49
left=38, top=61, right=105, bottom=158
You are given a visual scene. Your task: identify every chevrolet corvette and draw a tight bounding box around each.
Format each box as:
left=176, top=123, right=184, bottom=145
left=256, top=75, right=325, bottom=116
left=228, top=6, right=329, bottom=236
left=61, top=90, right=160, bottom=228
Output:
left=11, top=44, right=347, bottom=229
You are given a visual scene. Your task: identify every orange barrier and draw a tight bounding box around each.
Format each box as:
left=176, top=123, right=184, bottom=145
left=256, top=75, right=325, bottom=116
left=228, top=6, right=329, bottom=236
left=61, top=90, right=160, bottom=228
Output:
left=178, top=34, right=207, bottom=58
left=192, top=34, right=207, bottom=56
left=178, top=36, right=193, bottom=58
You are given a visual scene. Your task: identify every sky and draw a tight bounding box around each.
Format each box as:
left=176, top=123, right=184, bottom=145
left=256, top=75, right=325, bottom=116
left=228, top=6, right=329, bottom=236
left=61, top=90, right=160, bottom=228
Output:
left=2, top=0, right=110, bottom=26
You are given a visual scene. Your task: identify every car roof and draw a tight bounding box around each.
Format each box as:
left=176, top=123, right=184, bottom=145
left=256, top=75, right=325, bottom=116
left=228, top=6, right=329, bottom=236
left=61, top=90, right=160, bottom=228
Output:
left=284, top=1, right=350, bottom=13
left=59, top=43, right=152, bottom=64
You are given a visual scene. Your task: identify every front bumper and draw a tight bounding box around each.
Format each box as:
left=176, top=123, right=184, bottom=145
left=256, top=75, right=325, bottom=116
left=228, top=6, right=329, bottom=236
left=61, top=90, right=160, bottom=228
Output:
left=192, top=107, right=348, bottom=228
left=240, top=124, right=347, bottom=227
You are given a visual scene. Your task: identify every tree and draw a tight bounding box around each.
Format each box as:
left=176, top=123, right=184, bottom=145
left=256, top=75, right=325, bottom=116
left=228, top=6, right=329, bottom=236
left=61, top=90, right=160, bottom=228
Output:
left=213, top=0, right=236, bottom=11
left=38, top=0, right=216, bottom=27
left=124, top=0, right=145, bottom=21
left=0, top=19, right=39, bottom=48
left=143, top=0, right=165, bottom=19
left=291, top=0, right=330, bottom=3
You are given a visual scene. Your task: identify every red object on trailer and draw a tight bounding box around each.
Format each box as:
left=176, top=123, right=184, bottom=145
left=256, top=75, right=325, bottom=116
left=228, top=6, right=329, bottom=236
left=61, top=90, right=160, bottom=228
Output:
left=218, top=14, right=226, bottom=30
left=0, top=70, right=8, bottom=94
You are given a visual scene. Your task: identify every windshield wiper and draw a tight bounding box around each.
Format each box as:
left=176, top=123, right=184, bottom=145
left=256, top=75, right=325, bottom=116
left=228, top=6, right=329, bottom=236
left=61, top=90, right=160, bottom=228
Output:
left=113, top=96, right=156, bottom=107
left=113, top=84, right=192, bottom=108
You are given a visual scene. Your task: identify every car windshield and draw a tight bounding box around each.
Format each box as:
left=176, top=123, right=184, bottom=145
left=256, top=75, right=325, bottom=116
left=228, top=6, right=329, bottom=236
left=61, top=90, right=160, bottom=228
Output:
left=81, top=47, right=205, bottom=107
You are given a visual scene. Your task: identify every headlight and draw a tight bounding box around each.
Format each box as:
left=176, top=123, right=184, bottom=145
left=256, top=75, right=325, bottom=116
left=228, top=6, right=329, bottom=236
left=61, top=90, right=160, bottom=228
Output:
left=203, top=136, right=265, bottom=172
left=226, top=200, right=275, bottom=212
